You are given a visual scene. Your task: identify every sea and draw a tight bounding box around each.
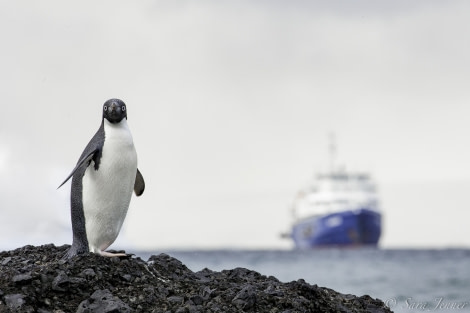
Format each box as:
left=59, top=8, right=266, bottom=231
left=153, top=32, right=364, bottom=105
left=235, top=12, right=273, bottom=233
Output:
left=136, top=248, right=470, bottom=313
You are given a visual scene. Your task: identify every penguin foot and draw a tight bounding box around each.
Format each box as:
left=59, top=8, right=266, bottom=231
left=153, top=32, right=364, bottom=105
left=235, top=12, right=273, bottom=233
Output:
left=62, top=251, right=75, bottom=260
left=62, top=244, right=89, bottom=260
left=100, top=250, right=134, bottom=258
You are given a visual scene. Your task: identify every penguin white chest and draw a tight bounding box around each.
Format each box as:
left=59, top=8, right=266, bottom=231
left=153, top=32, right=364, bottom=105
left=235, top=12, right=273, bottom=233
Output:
left=82, top=119, right=137, bottom=253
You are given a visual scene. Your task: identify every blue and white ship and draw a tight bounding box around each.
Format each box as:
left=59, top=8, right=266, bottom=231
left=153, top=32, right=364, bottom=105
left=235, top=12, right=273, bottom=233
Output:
left=287, top=140, right=382, bottom=248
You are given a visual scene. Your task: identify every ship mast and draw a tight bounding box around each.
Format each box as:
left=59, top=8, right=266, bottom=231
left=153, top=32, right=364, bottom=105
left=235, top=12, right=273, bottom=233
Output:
left=328, top=132, right=337, bottom=174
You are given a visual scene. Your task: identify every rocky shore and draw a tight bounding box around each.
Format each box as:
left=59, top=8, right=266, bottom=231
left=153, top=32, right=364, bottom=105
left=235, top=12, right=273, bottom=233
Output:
left=0, top=244, right=391, bottom=313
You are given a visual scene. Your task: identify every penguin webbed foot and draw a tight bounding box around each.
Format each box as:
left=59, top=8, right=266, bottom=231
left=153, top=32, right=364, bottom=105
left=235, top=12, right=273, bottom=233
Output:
left=101, top=250, right=134, bottom=259
left=62, top=245, right=89, bottom=260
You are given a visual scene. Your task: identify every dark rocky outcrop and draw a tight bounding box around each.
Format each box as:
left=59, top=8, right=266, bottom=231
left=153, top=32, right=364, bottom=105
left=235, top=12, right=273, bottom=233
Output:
left=0, top=244, right=392, bottom=313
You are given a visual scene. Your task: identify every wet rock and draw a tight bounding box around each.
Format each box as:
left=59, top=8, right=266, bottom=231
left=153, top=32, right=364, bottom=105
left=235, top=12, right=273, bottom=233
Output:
left=0, top=244, right=392, bottom=313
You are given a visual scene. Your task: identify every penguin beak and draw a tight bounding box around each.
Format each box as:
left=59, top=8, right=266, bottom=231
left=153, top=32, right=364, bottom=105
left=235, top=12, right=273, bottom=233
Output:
left=109, top=103, right=117, bottom=112
left=108, top=103, right=121, bottom=117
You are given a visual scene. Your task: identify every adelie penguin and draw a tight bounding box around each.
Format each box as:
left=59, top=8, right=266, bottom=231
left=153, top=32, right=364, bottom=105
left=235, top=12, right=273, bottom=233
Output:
left=58, top=99, right=145, bottom=259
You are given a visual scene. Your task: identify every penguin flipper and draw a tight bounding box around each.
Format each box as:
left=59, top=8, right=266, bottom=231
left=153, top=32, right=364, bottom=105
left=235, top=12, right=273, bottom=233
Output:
left=134, top=168, right=145, bottom=196
left=57, top=149, right=98, bottom=189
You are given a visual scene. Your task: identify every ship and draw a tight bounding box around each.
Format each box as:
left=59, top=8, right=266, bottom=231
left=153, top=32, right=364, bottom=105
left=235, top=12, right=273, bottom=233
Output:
left=286, top=137, right=382, bottom=248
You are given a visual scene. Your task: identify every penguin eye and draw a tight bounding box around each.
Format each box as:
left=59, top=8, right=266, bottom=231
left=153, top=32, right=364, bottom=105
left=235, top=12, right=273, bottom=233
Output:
left=104, top=106, right=108, bottom=111
left=122, top=106, right=126, bottom=111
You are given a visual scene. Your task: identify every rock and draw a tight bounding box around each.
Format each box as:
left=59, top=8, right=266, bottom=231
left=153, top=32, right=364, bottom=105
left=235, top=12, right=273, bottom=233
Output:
left=232, top=285, right=257, bottom=310
left=1, top=257, right=12, bottom=265
left=51, top=271, right=70, bottom=292
left=76, top=289, right=131, bottom=313
left=0, top=244, right=392, bottom=313
left=12, top=273, right=33, bottom=284
left=4, top=293, right=26, bottom=310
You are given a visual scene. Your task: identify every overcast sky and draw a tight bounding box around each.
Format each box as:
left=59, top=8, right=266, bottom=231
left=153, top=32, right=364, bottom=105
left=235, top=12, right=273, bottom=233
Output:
left=1, top=0, right=470, bottom=251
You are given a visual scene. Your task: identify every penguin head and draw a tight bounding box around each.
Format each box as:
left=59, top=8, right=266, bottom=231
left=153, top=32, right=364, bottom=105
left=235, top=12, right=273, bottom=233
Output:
left=103, top=99, right=127, bottom=123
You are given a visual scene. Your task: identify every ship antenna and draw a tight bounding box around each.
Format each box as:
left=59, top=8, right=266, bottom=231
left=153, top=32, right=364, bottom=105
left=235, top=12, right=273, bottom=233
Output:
left=329, top=132, right=336, bottom=174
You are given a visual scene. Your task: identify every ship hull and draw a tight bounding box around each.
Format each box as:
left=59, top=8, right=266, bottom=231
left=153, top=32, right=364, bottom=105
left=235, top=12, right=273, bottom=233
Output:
left=291, top=209, right=381, bottom=249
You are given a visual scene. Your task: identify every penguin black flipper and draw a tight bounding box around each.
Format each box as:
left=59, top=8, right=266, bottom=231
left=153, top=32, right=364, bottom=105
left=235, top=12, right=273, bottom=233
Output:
left=58, top=123, right=105, bottom=190
left=61, top=124, right=105, bottom=259
left=57, top=149, right=97, bottom=189
left=134, top=168, right=145, bottom=196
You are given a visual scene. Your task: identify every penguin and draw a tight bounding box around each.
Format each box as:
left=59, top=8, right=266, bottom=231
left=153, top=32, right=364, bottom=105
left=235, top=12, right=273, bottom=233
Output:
left=58, top=99, right=145, bottom=259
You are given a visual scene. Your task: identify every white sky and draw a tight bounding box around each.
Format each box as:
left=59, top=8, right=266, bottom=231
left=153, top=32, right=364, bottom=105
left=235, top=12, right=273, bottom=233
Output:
left=1, top=0, right=470, bottom=250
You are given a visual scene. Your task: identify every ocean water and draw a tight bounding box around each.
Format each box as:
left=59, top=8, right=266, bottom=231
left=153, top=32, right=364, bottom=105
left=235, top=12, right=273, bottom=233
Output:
left=137, top=249, right=470, bottom=313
